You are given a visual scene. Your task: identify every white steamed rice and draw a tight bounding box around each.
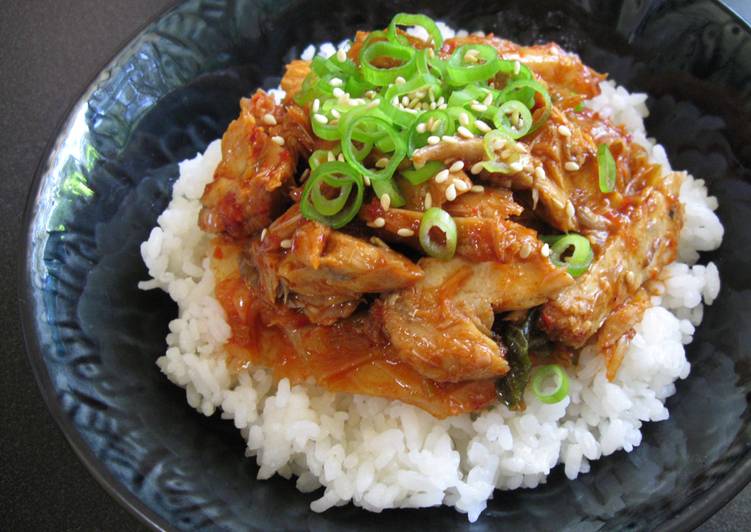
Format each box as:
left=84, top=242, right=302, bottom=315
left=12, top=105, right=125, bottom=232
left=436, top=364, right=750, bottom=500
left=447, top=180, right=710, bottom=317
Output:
left=138, top=25, right=724, bottom=522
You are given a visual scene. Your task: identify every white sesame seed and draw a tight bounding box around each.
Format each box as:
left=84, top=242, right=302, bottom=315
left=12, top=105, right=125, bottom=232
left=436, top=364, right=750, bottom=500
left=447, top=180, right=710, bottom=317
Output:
left=413, top=159, right=425, bottom=169
left=483, top=92, right=493, bottom=106
left=566, top=201, right=576, bottom=218
left=337, top=153, right=345, bottom=162
left=454, top=179, right=469, bottom=192
left=470, top=102, right=488, bottom=113
left=424, top=192, right=432, bottom=209
left=375, top=157, right=390, bottom=169
left=330, top=77, right=343, bottom=87
left=397, top=228, right=415, bottom=237
left=513, top=60, right=521, bottom=75
left=445, top=184, right=457, bottom=201
left=471, top=185, right=484, bottom=193
left=564, top=161, right=580, bottom=171
left=416, top=122, right=427, bottom=134
left=459, top=112, right=470, bottom=127
left=510, top=161, right=523, bottom=172
left=262, top=113, right=277, bottom=126
left=449, top=161, right=465, bottom=173
left=327, top=151, right=336, bottom=162
left=457, top=126, right=474, bottom=139
left=437, top=103, right=448, bottom=110
left=280, top=239, right=293, bottom=249
left=271, top=135, right=285, bottom=146
left=441, top=135, right=459, bottom=143
left=380, top=194, right=391, bottom=211
left=395, top=76, right=406, bottom=85
left=312, top=99, right=321, bottom=113
left=541, top=243, right=550, bottom=257
left=427, top=135, right=440, bottom=145
left=336, top=49, right=347, bottom=62
left=519, top=241, right=531, bottom=259
left=558, top=125, right=572, bottom=137
left=493, top=138, right=507, bottom=151
left=365, top=90, right=377, bottom=99
left=335, top=87, right=347, bottom=98
left=367, top=98, right=380, bottom=109
left=475, top=119, right=491, bottom=133
left=313, top=113, right=328, bottom=124
left=371, top=216, right=386, bottom=228
left=391, top=96, right=399, bottom=106
left=531, top=188, right=540, bottom=208
left=330, top=108, right=341, bottom=119
left=534, top=166, right=546, bottom=180
left=402, top=95, right=410, bottom=106
left=434, top=169, right=450, bottom=183
left=260, top=228, right=268, bottom=242
left=470, top=162, right=484, bottom=175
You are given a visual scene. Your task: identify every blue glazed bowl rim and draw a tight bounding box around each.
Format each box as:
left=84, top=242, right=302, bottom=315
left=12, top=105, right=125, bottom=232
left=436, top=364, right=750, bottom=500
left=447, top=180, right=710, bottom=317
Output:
left=17, top=1, right=751, bottom=530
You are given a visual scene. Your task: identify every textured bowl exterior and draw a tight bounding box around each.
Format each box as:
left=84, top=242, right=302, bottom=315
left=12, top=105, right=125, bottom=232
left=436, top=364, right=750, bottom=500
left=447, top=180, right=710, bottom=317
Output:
left=20, top=1, right=751, bottom=530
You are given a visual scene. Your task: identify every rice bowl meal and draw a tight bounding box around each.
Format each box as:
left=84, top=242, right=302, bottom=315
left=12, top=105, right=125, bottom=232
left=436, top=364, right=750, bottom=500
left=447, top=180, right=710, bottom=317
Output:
left=138, top=14, right=723, bottom=521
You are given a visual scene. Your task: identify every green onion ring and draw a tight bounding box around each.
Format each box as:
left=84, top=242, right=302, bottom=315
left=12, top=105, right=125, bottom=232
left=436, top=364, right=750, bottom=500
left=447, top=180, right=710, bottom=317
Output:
left=359, top=40, right=417, bottom=86
left=300, top=161, right=364, bottom=228
left=419, top=207, right=458, bottom=259
left=498, top=79, right=552, bottom=133
left=446, top=44, right=502, bottom=86
left=407, top=110, right=454, bottom=154
left=531, top=364, right=569, bottom=404
left=597, top=143, right=616, bottom=193
left=542, top=233, right=594, bottom=277
left=401, top=161, right=445, bottom=185
left=493, top=100, right=533, bottom=139
left=387, top=13, right=444, bottom=51
left=342, top=115, right=406, bottom=181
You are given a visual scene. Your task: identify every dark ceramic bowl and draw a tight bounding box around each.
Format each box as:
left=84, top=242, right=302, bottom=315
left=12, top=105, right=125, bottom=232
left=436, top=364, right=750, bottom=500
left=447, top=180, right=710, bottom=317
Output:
left=20, top=0, right=751, bottom=530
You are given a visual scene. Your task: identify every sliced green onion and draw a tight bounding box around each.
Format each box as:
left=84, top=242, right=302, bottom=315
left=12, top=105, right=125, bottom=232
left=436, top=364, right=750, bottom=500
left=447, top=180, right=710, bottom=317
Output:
left=479, top=130, right=520, bottom=174
left=597, top=143, right=616, bottom=193
left=493, top=100, right=533, bottom=139
left=418, top=208, right=457, bottom=259
left=401, top=161, right=445, bottom=185
left=360, top=40, right=417, bottom=86
left=387, top=13, right=444, bottom=51
left=407, top=110, right=454, bottom=154
left=446, top=44, right=501, bottom=86
left=373, top=177, right=406, bottom=208
left=342, top=115, right=406, bottom=181
left=381, top=73, right=441, bottom=128
left=542, top=233, right=594, bottom=277
left=309, top=149, right=336, bottom=170
left=300, top=161, right=364, bottom=228
left=531, top=364, right=569, bottom=404
left=574, top=101, right=585, bottom=112
left=498, top=79, right=551, bottom=133
left=446, top=106, right=479, bottom=134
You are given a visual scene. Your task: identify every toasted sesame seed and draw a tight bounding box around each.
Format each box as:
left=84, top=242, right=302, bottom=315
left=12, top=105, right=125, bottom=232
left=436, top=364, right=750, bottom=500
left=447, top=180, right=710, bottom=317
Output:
left=424, top=192, right=432, bottom=209
left=330, top=77, right=343, bottom=87
left=271, top=135, right=285, bottom=146
left=471, top=185, right=484, bottom=193
left=457, top=126, right=474, bottom=139
left=397, top=228, right=415, bottom=237
left=337, top=153, right=345, bottom=162
left=260, top=228, right=268, bottom=242
left=280, top=239, right=293, bottom=249
left=459, top=112, right=470, bottom=127
left=449, top=161, right=465, bottom=173
left=519, top=241, right=532, bottom=259
left=380, top=194, right=391, bottom=211
left=483, top=92, right=493, bottom=106
left=564, top=161, right=580, bottom=171
left=427, top=135, right=440, bottom=145
left=330, top=108, right=341, bottom=119
left=363, top=175, right=371, bottom=186
left=625, top=271, right=637, bottom=288
left=541, top=243, right=550, bottom=257
left=332, top=87, right=345, bottom=98
left=336, top=49, right=347, bottom=62
left=493, top=138, right=507, bottom=151
left=370, top=216, right=386, bottom=228
left=510, top=161, right=524, bottom=172
left=441, top=135, right=459, bottom=143
left=413, top=159, right=426, bottom=169
left=558, top=125, right=572, bottom=137
left=375, top=157, right=390, bottom=168
left=513, top=60, right=521, bottom=75
left=566, top=201, right=576, bottom=218
left=402, top=95, right=410, bottom=106
left=327, top=151, right=336, bottom=162
left=470, top=162, right=484, bottom=175
left=475, top=120, right=492, bottom=133
left=470, top=102, right=488, bottom=113
left=262, top=113, right=277, bottom=126
left=395, top=76, right=406, bottom=85
left=416, top=122, right=427, bottom=134
left=500, top=149, right=512, bottom=159
left=365, top=90, right=377, bottom=99
left=313, top=113, right=328, bottom=124
left=445, top=184, right=457, bottom=201
left=454, top=179, right=469, bottom=192
left=312, top=99, right=321, bottom=113
left=534, top=166, right=546, bottom=180
left=367, top=98, right=380, bottom=109
left=435, top=169, right=450, bottom=183
left=531, top=188, right=540, bottom=208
